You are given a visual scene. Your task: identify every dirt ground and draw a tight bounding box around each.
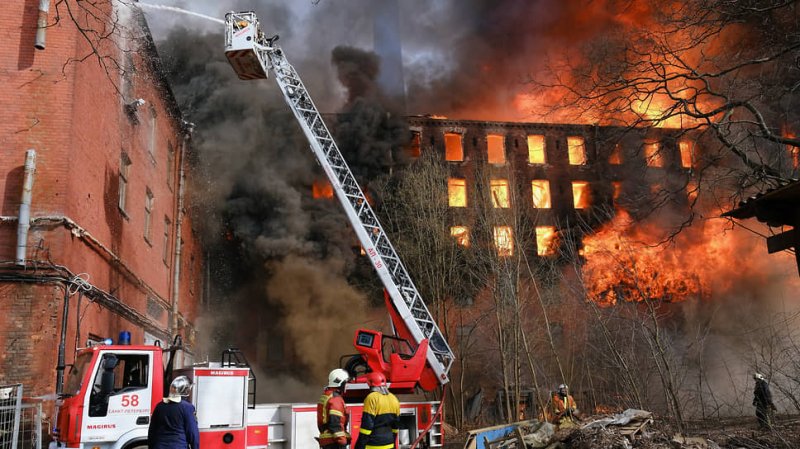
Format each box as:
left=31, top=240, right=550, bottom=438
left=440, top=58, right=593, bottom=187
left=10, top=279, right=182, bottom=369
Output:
left=442, top=414, right=800, bottom=449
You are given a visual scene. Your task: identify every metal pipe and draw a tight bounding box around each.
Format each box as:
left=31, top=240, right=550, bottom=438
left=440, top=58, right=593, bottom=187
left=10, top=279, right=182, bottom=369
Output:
left=170, top=130, right=190, bottom=338
left=16, top=150, right=36, bottom=266
left=34, top=0, right=50, bottom=50
left=55, top=284, right=70, bottom=395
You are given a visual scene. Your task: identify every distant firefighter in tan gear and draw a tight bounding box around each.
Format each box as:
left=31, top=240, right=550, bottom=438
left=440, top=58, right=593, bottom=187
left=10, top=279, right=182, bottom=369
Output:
left=549, top=384, right=580, bottom=428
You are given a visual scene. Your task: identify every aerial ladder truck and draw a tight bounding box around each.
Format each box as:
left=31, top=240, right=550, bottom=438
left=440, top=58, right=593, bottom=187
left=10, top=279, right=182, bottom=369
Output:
left=48, top=10, right=454, bottom=449
left=222, top=12, right=454, bottom=394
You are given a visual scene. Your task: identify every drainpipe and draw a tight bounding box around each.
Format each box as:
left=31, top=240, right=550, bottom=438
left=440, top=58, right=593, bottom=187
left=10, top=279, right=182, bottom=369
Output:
left=34, top=0, right=50, bottom=50
left=170, top=129, right=190, bottom=338
left=16, top=150, right=36, bottom=266
left=55, top=285, right=70, bottom=395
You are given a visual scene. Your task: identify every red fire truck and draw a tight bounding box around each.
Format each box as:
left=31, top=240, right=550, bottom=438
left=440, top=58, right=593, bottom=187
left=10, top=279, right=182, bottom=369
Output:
left=50, top=342, right=443, bottom=449
left=49, top=9, right=455, bottom=449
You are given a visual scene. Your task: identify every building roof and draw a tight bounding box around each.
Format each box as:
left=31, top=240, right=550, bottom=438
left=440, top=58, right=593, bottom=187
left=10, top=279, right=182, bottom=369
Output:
left=133, top=7, right=190, bottom=133
left=722, top=179, right=800, bottom=227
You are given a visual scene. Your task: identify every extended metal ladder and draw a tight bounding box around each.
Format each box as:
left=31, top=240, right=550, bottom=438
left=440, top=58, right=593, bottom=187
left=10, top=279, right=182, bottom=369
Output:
left=224, top=12, right=454, bottom=385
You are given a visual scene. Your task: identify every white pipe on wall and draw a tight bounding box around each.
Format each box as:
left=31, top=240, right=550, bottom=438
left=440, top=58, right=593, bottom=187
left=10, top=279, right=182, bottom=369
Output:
left=34, top=0, right=50, bottom=50
left=16, top=150, right=37, bottom=266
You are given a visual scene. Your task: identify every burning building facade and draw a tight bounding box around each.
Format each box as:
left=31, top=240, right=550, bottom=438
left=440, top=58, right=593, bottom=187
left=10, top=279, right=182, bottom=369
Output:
left=384, top=110, right=799, bottom=424
left=0, top=1, right=204, bottom=396
left=379, top=116, right=704, bottom=422
left=406, top=116, right=694, bottom=258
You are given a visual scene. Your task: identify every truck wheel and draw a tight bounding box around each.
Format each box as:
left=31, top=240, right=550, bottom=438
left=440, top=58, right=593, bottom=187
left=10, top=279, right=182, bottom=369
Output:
left=344, top=355, right=370, bottom=378
left=127, top=443, right=148, bottom=449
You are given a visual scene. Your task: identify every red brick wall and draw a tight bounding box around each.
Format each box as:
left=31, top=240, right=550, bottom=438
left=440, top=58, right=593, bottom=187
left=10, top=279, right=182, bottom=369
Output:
left=0, top=0, right=203, bottom=396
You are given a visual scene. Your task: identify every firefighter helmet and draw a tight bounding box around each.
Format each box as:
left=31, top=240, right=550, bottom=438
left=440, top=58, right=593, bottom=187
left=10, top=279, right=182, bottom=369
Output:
left=557, top=384, right=568, bottom=396
left=328, top=368, right=349, bottom=388
left=170, top=376, right=193, bottom=397
left=754, top=373, right=766, bottom=381
left=366, top=372, right=387, bottom=388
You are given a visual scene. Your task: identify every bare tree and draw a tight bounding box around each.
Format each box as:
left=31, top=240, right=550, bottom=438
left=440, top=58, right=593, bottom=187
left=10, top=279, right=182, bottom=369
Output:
left=532, top=0, right=800, bottom=208
left=46, top=0, right=143, bottom=95
left=374, top=152, right=483, bottom=427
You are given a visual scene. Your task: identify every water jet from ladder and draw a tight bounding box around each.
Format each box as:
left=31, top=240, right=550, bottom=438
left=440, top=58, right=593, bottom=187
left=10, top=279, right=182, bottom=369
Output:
left=137, top=3, right=224, bottom=24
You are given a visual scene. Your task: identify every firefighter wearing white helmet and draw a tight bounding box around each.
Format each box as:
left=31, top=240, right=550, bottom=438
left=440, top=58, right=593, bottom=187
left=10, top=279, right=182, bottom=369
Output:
left=549, top=383, right=580, bottom=428
left=148, top=376, right=199, bottom=449
left=317, top=369, right=351, bottom=449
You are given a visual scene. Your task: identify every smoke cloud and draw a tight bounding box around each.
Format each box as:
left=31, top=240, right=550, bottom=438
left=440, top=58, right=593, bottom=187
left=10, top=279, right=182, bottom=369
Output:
left=142, top=0, right=658, bottom=121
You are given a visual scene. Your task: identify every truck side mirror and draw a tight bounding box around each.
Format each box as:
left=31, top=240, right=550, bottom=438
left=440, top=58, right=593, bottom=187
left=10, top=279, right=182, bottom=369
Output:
left=88, top=354, right=118, bottom=417
left=100, top=355, right=118, bottom=395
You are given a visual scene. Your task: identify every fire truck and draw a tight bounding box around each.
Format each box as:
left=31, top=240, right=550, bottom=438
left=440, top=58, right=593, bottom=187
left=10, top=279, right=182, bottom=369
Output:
left=48, top=9, right=455, bottom=449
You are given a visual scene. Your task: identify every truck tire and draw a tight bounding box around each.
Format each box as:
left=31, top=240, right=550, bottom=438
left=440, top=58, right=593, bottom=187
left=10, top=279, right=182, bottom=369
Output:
left=344, top=355, right=370, bottom=378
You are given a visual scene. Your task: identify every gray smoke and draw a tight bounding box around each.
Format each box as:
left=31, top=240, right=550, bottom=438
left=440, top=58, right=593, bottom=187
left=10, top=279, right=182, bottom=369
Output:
left=143, top=0, right=641, bottom=121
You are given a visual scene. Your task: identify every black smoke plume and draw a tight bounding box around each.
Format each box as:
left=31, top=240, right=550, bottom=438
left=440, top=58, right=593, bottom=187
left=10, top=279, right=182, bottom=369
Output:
left=157, top=21, right=407, bottom=398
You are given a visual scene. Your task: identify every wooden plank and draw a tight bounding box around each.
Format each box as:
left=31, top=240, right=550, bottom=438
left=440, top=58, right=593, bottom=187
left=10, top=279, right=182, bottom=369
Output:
left=515, top=427, right=526, bottom=448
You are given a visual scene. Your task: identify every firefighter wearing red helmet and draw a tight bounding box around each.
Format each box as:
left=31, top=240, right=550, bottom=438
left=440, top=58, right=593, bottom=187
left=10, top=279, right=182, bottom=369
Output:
left=355, top=372, right=400, bottom=449
left=318, top=368, right=351, bottom=449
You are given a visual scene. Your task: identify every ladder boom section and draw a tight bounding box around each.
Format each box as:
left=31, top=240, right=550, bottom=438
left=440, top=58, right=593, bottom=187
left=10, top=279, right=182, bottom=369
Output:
left=224, top=12, right=454, bottom=385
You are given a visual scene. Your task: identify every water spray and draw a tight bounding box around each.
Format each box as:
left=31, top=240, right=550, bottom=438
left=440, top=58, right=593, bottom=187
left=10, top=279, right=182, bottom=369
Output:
left=137, top=3, right=224, bottom=24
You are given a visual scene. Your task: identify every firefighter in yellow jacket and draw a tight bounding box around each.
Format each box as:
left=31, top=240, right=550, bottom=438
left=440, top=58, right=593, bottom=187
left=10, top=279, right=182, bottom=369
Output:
left=355, top=372, right=400, bottom=449
left=318, top=369, right=351, bottom=449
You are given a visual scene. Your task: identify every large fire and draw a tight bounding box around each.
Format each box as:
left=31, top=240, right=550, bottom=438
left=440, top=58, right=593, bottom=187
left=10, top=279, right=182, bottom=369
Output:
left=580, top=210, right=737, bottom=306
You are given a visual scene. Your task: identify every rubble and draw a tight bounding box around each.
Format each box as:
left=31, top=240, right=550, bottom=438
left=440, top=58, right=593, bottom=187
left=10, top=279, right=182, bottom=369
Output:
left=452, top=410, right=800, bottom=449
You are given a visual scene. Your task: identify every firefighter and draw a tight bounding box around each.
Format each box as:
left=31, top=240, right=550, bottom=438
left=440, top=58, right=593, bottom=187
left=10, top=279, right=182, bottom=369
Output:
left=318, top=368, right=351, bottom=449
left=148, top=376, right=199, bottom=449
left=550, top=384, right=580, bottom=428
left=753, top=373, right=777, bottom=430
left=354, top=372, right=400, bottom=449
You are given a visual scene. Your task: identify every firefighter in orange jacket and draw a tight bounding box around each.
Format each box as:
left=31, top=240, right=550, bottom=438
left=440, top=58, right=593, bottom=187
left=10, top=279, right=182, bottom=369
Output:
left=355, top=372, right=400, bottom=449
left=318, top=369, right=351, bottom=449
left=550, top=384, right=580, bottom=428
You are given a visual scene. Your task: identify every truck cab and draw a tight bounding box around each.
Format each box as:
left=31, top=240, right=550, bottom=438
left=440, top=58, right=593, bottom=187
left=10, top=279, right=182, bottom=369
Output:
left=52, top=345, right=163, bottom=449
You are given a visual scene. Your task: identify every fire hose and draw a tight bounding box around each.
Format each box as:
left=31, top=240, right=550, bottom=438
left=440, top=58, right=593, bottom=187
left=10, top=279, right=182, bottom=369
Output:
left=409, top=387, right=446, bottom=449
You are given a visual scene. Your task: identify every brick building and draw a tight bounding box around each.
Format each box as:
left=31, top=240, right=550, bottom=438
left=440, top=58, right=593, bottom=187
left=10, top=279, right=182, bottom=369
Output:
left=0, top=1, right=203, bottom=396
left=406, top=116, right=694, bottom=256
left=398, top=116, right=694, bottom=420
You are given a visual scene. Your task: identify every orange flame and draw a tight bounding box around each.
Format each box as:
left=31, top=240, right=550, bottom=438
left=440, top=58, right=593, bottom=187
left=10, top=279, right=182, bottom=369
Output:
left=782, top=124, right=798, bottom=169
left=581, top=211, right=717, bottom=306
left=580, top=210, right=800, bottom=308
left=448, top=178, right=467, bottom=207
left=312, top=179, right=334, bottom=199
left=494, top=226, right=514, bottom=257
left=536, top=226, right=557, bottom=256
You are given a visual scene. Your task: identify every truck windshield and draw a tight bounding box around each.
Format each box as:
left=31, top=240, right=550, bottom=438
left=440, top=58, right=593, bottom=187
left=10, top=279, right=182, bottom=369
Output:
left=64, top=352, right=93, bottom=396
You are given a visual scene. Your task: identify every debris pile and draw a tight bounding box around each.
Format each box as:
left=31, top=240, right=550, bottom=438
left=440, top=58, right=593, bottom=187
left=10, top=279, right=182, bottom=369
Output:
left=455, top=409, right=800, bottom=449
